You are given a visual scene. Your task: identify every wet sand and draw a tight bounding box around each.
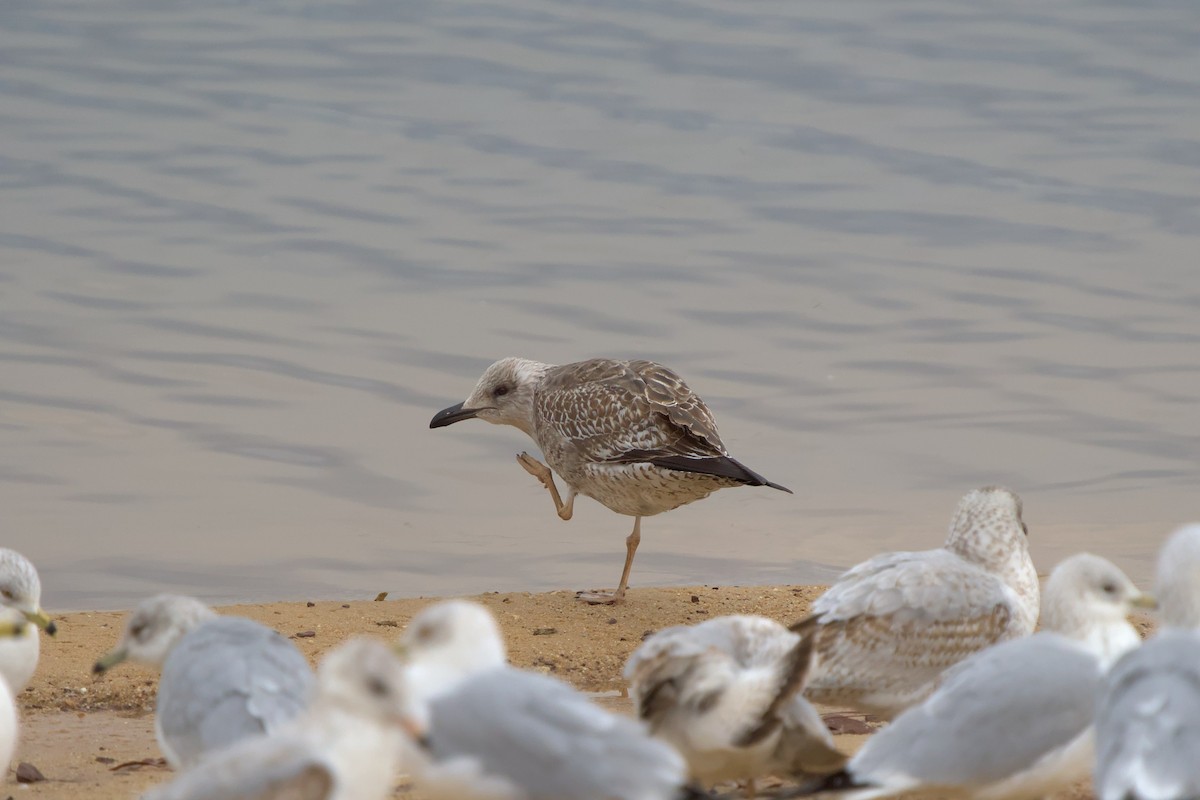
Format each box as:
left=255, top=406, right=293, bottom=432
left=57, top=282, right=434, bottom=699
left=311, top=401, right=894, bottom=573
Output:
left=10, top=584, right=1139, bottom=799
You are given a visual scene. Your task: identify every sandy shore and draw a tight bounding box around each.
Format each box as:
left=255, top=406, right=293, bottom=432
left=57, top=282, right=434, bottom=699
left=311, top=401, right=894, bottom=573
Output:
left=11, top=584, right=1117, bottom=799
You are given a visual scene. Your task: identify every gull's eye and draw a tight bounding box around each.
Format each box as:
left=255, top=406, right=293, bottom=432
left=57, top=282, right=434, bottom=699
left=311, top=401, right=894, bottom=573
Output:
left=366, top=676, right=389, bottom=697
left=0, top=589, right=13, bottom=601
left=493, top=385, right=509, bottom=398
left=130, top=623, right=147, bottom=639
left=1101, top=582, right=1118, bottom=595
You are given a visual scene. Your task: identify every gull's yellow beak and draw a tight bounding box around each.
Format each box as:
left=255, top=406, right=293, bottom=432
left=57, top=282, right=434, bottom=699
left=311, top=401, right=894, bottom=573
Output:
left=93, top=647, right=128, bottom=675
left=24, top=607, right=57, bottom=636
left=1131, top=593, right=1157, bottom=610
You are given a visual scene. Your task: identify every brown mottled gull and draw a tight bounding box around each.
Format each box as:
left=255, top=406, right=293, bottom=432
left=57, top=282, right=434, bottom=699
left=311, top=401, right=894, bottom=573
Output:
left=625, top=614, right=846, bottom=795
left=794, top=487, right=1039, bottom=719
left=430, top=357, right=791, bottom=604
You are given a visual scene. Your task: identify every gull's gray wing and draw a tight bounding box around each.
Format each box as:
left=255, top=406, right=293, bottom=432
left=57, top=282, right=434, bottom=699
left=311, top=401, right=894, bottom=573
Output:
left=851, top=633, right=1100, bottom=788
left=141, top=735, right=332, bottom=800
left=427, top=667, right=684, bottom=800
left=158, top=617, right=315, bottom=767
left=1095, top=630, right=1200, bottom=800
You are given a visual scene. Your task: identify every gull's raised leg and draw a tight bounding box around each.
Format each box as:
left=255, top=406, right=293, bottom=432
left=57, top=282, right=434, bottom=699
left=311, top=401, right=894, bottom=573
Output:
left=577, top=516, right=641, bottom=605
left=516, top=452, right=575, bottom=521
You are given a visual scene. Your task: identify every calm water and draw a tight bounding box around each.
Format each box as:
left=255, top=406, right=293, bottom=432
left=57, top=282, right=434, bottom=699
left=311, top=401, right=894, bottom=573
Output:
left=2, top=0, right=1198, bottom=609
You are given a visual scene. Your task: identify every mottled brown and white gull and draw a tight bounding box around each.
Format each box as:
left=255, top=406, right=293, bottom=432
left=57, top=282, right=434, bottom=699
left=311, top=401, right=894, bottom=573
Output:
left=430, top=357, right=790, bottom=604
left=793, top=487, right=1039, bottom=719
left=625, top=614, right=846, bottom=795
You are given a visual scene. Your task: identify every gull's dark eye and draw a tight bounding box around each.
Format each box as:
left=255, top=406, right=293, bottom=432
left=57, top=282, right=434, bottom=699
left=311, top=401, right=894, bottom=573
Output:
left=0, top=589, right=13, bottom=601
left=1102, top=582, right=1118, bottom=595
left=366, top=676, right=389, bottom=697
left=493, top=385, right=509, bottom=398
left=130, top=622, right=147, bottom=639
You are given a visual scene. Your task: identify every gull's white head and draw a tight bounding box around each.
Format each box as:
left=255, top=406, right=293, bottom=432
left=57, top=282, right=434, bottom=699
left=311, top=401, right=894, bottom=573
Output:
left=0, top=548, right=56, bottom=634
left=429, top=357, right=552, bottom=437
left=399, top=600, right=507, bottom=699
left=1154, top=524, right=1200, bottom=629
left=317, top=637, right=425, bottom=738
left=1040, top=553, right=1152, bottom=664
left=94, top=594, right=216, bottom=673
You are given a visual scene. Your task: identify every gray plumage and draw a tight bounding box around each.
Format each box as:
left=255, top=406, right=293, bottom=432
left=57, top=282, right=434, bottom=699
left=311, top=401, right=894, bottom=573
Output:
left=143, top=736, right=333, bottom=800
left=143, top=637, right=412, bottom=800
left=1094, top=523, right=1200, bottom=800
left=851, top=634, right=1099, bottom=791
left=417, top=666, right=688, bottom=800
left=1095, top=630, right=1200, bottom=800
left=158, top=617, right=315, bottom=768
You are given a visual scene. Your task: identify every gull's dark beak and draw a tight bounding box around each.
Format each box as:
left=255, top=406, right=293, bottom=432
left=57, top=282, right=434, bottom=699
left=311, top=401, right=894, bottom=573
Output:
left=429, top=402, right=481, bottom=429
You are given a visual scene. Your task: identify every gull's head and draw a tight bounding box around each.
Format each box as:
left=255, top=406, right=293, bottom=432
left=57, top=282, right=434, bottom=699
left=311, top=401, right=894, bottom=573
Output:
left=1155, top=524, right=1200, bottom=629
left=0, top=548, right=56, bottom=635
left=399, top=600, right=506, bottom=698
left=319, top=637, right=426, bottom=740
left=945, top=486, right=1031, bottom=570
left=94, top=594, right=215, bottom=673
left=947, top=486, right=1027, bottom=543
left=429, top=357, right=550, bottom=436
left=1040, top=553, right=1152, bottom=660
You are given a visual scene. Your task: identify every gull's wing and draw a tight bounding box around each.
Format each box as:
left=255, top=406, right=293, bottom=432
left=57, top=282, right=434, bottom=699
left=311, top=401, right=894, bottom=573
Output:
left=1095, top=630, right=1200, bottom=800
left=424, top=667, right=685, bottom=800
left=851, top=634, right=1099, bottom=789
left=797, top=549, right=1024, bottom=713
left=141, top=735, right=332, bottom=800
left=158, top=617, right=315, bottom=767
left=535, top=359, right=786, bottom=489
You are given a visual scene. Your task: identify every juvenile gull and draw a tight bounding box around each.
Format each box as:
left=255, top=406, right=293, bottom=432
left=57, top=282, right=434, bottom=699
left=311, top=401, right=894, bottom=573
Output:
left=94, top=594, right=314, bottom=768
left=430, top=357, right=791, bottom=604
left=793, top=487, right=1039, bottom=719
left=142, top=637, right=418, bottom=800
left=1095, top=524, right=1200, bottom=800
left=796, top=553, right=1151, bottom=800
left=625, top=614, right=846, bottom=794
left=399, top=600, right=696, bottom=800
left=0, top=548, right=57, bottom=692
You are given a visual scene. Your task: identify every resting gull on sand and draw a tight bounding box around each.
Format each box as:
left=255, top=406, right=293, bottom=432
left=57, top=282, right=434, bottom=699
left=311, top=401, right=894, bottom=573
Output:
left=792, top=552, right=1151, bottom=800
left=430, top=357, right=790, bottom=604
left=625, top=614, right=846, bottom=794
left=94, top=594, right=314, bottom=769
left=398, top=599, right=699, bottom=800
left=141, top=637, right=418, bottom=800
left=793, top=486, right=1039, bottom=719
left=1095, top=524, right=1200, bottom=800
left=0, top=548, right=57, bottom=693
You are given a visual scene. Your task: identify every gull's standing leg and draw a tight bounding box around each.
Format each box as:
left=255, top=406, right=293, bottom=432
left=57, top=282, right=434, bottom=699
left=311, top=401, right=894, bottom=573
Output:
left=577, top=516, right=641, bottom=605
left=516, top=452, right=575, bottom=520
